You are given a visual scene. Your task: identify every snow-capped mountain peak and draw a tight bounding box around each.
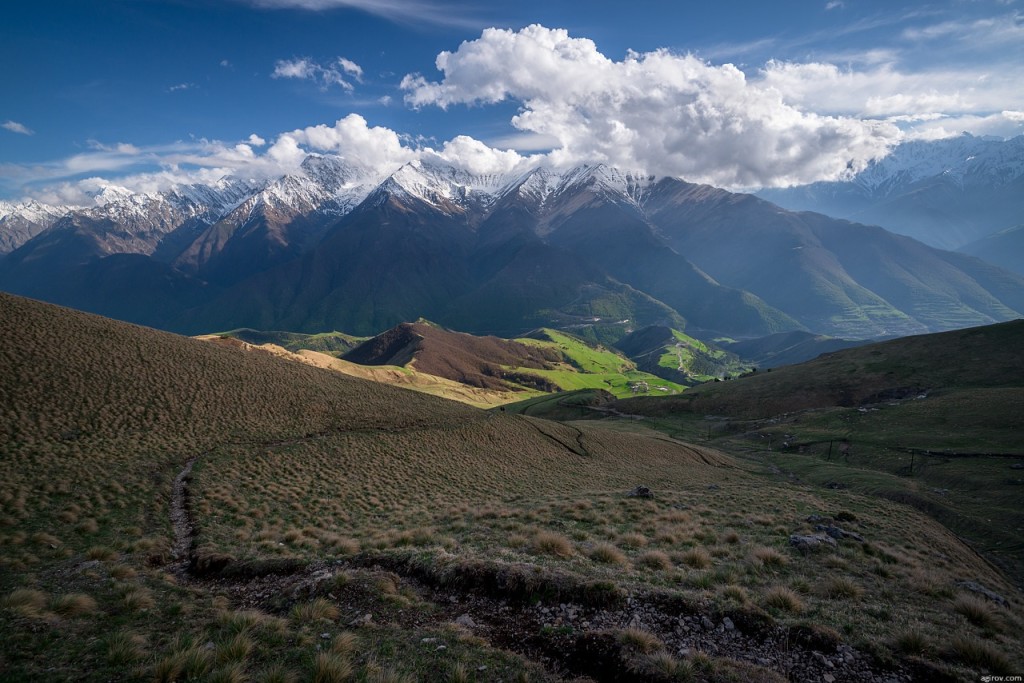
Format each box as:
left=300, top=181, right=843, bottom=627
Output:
left=853, top=133, right=1024, bottom=194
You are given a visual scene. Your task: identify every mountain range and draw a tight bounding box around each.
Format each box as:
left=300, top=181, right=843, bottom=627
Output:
left=759, top=133, right=1024, bottom=251
left=2, top=142, right=1023, bottom=343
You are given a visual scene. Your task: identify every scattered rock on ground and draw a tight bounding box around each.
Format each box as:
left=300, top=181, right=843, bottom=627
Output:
left=627, top=485, right=654, bottom=498
left=955, top=580, right=1008, bottom=606
left=790, top=534, right=838, bottom=554
left=815, top=524, right=865, bottom=543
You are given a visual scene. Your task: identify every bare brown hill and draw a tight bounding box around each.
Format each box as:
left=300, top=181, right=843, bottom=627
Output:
left=342, top=320, right=563, bottom=391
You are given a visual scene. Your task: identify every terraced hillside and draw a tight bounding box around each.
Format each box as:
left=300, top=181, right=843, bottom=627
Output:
left=2, top=293, right=1021, bottom=681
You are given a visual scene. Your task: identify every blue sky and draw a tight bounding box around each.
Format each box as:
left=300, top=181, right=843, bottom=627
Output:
left=2, top=0, right=1022, bottom=202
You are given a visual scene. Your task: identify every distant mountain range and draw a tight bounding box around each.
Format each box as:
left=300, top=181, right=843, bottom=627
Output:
left=3, top=145, right=1023, bottom=343
left=759, top=133, right=1024, bottom=250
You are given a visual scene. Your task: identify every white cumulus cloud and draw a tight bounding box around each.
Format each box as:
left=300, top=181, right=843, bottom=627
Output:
left=401, top=25, right=901, bottom=188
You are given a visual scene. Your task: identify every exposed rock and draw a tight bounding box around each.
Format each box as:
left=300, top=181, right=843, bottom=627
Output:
left=954, top=580, right=1008, bottom=606
left=626, top=485, right=654, bottom=498
left=815, top=524, right=865, bottom=543
left=455, top=613, right=477, bottom=628
left=789, top=534, right=837, bottom=554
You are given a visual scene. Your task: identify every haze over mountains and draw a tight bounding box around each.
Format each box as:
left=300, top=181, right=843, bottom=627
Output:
left=2, top=136, right=1024, bottom=343
left=759, top=133, right=1024, bottom=251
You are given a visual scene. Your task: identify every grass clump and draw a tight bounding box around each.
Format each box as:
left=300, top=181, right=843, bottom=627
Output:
left=947, top=636, right=1013, bottom=674
left=749, top=546, right=787, bottom=569
left=821, top=577, right=863, bottom=600
left=637, top=550, right=673, bottom=571
left=291, top=597, right=339, bottom=623
left=531, top=531, right=574, bottom=557
left=680, top=547, right=712, bottom=569
left=51, top=593, right=99, bottom=616
left=893, top=630, right=931, bottom=656
left=3, top=587, right=48, bottom=617
left=763, top=586, right=804, bottom=613
left=313, top=652, right=353, bottom=683
left=952, top=594, right=1001, bottom=630
left=617, top=626, right=663, bottom=653
left=589, top=542, right=628, bottom=565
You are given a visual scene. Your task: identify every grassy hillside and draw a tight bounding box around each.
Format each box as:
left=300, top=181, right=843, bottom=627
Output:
left=336, top=323, right=687, bottom=401
left=607, top=320, right=1024, bottom=597
left=613, top=326, right=745, bottom=384
left=514, top=328, right=688, bottom=397
left=217, top=328, right=368, bottom=356
left=2, top=294, right=1021, bottom=681
left=620, top=320, right=1024, bottom=419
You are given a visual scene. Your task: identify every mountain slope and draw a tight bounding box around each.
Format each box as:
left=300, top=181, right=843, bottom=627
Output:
left=960, top=224, right=1024, bottom=276
left=645, top=179, right=1024, bottom=337
left=720, top=330, right=868, bottom=369
left=759, top=134, right=1024, bottom=249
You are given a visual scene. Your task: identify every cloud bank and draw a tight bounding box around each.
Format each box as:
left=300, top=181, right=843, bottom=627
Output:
left=4, top=114, right=535, bottom=205
left=400, top=25, right=902, bottom=188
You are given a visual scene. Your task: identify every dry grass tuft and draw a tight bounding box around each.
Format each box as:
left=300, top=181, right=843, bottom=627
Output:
left=680, top=547, right=712, bottom=569
left=763, top=586, right=804, bottom=613
left=331, top=631, right=359, bottom=656
left=257, top=665, right=299, bottom=683
left=216, top=633, right=254, bottom=664
left=291, top=597, right=339, bottom=623
left=122, top=587, right=155, bottom=612
left=105, top=631, right=147, bottom=665
left=637, top=550, right=673, bottom=571
left=893, top=630, right=931, bottom=656
left=531, top=531, right=574, bottom=557
left=749, top=546, right=787, bottom=568
left=589, top=542, right=628, bottom=565
left=947, top=636, right=1012, bottom=674
left=51, top=593, right=98, bottom=617
left=821, top=577, right=863, bottom=600
left=209, top=663, right=248, bottom=683
left=952, top=594, right=1001, bottom=630
left=618, top=532, right=648, bottom=549
left=448, top=663, right=470, bottom=683
left=313, top=652, right=353, bottom=683
left=3, top=587, right=47, bottom=616
left=617, top=626, right=663, bottom=653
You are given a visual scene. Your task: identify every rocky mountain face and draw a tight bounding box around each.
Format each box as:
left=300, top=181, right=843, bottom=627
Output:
left=2, top=150, right=1023, bottom=341
left=758, top=133, right=1024, bottom=250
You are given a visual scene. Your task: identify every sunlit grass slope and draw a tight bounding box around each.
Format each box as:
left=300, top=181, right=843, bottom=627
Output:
left=2, top=293, right=1021, bottom=681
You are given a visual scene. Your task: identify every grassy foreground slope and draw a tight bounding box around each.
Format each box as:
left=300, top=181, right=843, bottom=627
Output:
left=2, top=293, right=1022, bottom=681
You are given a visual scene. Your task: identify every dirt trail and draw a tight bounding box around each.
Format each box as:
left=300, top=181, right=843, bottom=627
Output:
left=168, top=456, right=197, bottom=578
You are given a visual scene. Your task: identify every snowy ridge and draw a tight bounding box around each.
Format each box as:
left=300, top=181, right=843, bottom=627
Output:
left=554, top=164, right=655, bottom=205
left=853, top=133, right=1024, bottom=194
left=0, top=201, right=72, bottom=254
left=369, top=159, right=516, bottom=213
